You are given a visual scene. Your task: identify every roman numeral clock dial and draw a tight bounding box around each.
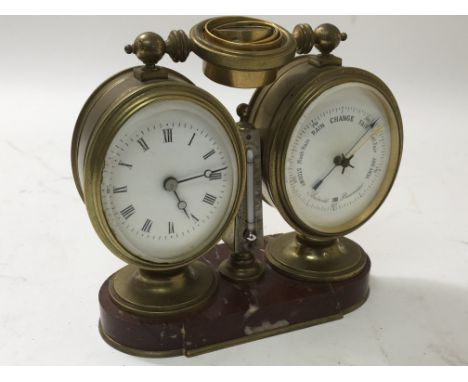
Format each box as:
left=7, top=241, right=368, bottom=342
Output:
left=100, top=100, right=240, bottom=264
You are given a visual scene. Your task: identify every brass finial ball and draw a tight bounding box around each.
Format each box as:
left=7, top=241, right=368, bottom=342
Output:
left=236, top=103, right=249, bottom=121
left=314, top=23, right=347, bottom=55
left=125, top=32, right=166, bottom=67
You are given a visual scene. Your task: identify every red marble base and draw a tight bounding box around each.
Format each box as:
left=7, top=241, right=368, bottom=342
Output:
left=99, top=235, right=370, bottom=357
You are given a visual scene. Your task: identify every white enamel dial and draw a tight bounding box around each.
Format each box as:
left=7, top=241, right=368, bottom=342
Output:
left=285, top=83, right=394, bottom=232
left=101, top=99, right=238, bottom=263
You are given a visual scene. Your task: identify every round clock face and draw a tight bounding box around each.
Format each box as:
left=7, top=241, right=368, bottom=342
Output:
left=284, top=82, right=397, bottom=233
left=101, top=99, right=239, bottom=263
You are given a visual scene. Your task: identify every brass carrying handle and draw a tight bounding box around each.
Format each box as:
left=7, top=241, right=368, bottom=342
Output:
left=124, top=22, right=347, bottom=68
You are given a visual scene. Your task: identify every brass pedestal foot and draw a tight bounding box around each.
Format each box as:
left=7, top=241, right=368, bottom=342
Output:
left=109, top=261, right=218, bottom=316
left=219, top=251, right=264, bottom=282
left=266, top=232, right=367, bottom=282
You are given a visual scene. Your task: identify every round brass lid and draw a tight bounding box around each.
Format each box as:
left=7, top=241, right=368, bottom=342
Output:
left=190, top=16, right=297, bottom=88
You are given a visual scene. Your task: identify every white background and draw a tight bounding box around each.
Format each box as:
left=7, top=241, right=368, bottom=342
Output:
left=0, top=16, right=467, bottom=365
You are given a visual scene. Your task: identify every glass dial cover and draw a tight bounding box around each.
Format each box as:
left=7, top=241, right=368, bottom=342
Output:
left=284, top=82, right=396, bottom=234
left=101, top=100, right=238, bottom=263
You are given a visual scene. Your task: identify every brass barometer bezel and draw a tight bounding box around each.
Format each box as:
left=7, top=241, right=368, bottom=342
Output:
left=249, top=60, right=403, bottom=239
left=73, top=69, right=246, bottom=271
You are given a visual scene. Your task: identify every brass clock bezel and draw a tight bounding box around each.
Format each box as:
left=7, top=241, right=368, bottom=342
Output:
left=80, top=80, right=246, bottom=271
left=255, top=64, right=403, bottom=239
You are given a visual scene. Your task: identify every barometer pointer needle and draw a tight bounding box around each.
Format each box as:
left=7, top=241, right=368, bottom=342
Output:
left=344, top=117, right=380, bottom=156
left=312, top=166, right=336, bottom=191
left=312, top=117, right=380, bottom=191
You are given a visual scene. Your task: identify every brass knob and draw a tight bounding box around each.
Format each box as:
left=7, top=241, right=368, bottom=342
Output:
left=125, top=32, right=165, bottom=67
left=236, top=103, right=249, bottom=121
left=314, top=23, right=347, bottom=55
left=293, top=23, right=346, bottom=56
left=125, top=30, right=192, bottom=67
left=165, top=30, right=193, bottom=63
left=293, top=23, right=315, bottom=54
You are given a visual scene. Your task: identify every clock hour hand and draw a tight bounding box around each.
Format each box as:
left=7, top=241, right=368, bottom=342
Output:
left=163, top=177, right=190, bottom=219
left=177, top=166, right=228, bottom=184
left=173, top=190, right=189, bottom=218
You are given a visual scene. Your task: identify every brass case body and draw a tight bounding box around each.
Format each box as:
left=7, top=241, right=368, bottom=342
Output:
left=71, top=67, right=246, bottom=272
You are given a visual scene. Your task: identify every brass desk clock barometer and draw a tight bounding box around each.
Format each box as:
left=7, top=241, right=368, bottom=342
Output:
left=71, top=17, right=402, bottom=357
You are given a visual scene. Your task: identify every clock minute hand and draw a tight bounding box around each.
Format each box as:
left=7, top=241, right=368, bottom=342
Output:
left=177, top=173, right=204, bottom=184
left=177, top=166, right=228, bottom=184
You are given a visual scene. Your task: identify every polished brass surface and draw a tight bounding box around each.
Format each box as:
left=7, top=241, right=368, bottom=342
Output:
left=308, top=54, right=343, bottom=68
left=219, top=251, right=264, bottom=282
left=122, top=20, right=348, bottom=89
left=293, top=23, right=315, bottom=54
left=248, top=57, right=403, bottom=239
left=109, top=262, right=218, bottom=316
left=266, top=232, right=367, bottom=281
left=132, top=65, right=169, bottom=82
left=71, top=67, right=193, bottom=200
left=202, top=64, right=277, bottom=89
left=125, top=32, right=166, bottom=67
left=313, top=23, right=347, bottom=55
left=306, top=23, right=347, bottom=67
left=125, top=30, right=192, bottom=67
left=190, top=16, right=297, bottom=87
left=72, top=68, right=246, bottom=272
left=165, top=29, right=193, bottom=62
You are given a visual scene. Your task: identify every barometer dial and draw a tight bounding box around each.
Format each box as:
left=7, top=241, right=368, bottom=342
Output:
left=248, top=62, right=403, bottom=238
left=284, top=82, right=396, bottom=233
